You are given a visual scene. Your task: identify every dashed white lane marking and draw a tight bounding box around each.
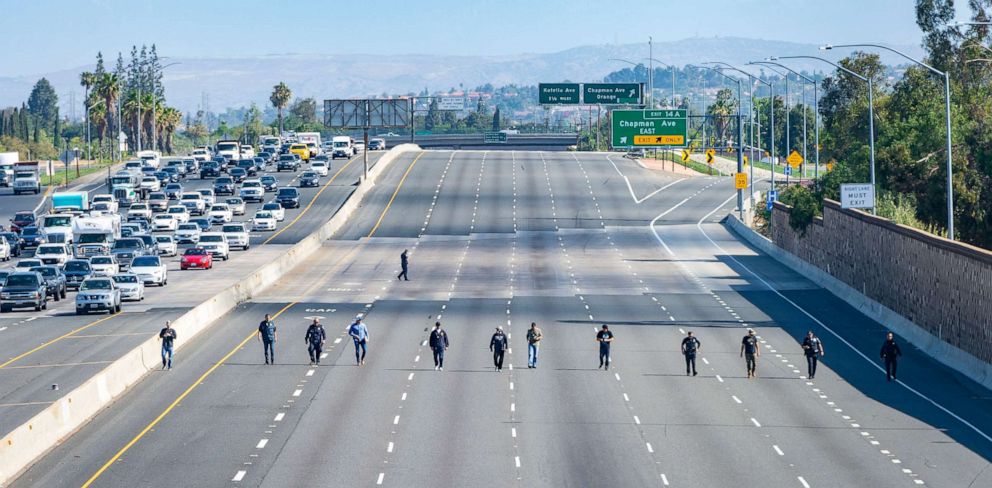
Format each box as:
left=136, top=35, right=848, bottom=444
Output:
left=333, top=338, right=342, bottom=344
left=633, top=415, right=641, bottom=425
left=715, top=374, right=723, bottom=383
left=387, top=442, right=394, bottom=453
left=407, top=373, right=414, bottom=380
left=401, top=392, right=407, bottom=401
left=292, top=389, right=302, bottom=397
left=702, top=358, right=709, bottom=365
left=750, top=417, right=762, bottom=428
left=773, top=445, right=784, bottom=456
left=255, top=439, right=268, bottom=449
left=732, top=395, right=742, bottom=404
left=661, top=474, right=670, bottom=486
left=798, top=476, right=810, bottom=488
left=0, top=327, right=7, bottom=332
left=306, top=369, right=314, bottom=377
left=646, top=442, right=654, bottom=453
left=273, top=413, right=284, bottom=422
left=514, top=456, right=521, bottom=468
left=376, top=472, right=385, bottom=485
left=393, top=415, right=400, bottom=425
left=232, top=470, right=246, bottom=482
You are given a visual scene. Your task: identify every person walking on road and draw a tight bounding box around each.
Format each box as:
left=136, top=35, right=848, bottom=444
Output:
left=740, top=328, right=760, bottom=378
left=526, top=322, right=543, bottom=368
left=597, top=324, right=614, bottom=370
left=880, top=332, right=902, bottom=382
left=681, top=331, right=701, bottom=376
left=159, top=320, right=177, bottom=370
left=802, top=330, right=825, bottom=379
left=348, top=314, right=369, bottom=366
left=429, top=321, right=449, bottom=371
left=397, top=249, right=410, bottom=281
left=305, top=318, right=327, bottom=366
left=490, top=326, right=508, bottom=371
left=257, top=314, right=278, bottom=365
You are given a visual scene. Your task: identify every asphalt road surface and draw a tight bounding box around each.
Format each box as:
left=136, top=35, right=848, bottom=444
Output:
left=12, top=151, right=992, bottom=488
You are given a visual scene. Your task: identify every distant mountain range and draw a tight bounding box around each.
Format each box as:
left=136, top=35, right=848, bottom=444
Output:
left=0, top=36, right=925, bottom=116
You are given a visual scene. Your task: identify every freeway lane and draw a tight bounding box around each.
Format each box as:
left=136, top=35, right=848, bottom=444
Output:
left=12, top=150, right=992, bottom=488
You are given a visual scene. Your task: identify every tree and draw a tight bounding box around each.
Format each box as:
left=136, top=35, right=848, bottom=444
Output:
left=270, top=82, right=292, bottom=133
left=289, top=97, right=317, bottom=126
left=27, top=78, right=58, bottom=132
left=492, top=106, right=501, bottom=132
left=705, top=88, right=736, bottom=145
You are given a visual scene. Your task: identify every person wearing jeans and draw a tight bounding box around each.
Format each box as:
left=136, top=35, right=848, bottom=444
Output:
left=159, top=320, right=177, bottom=370
left=348, top=315, right=369, bottom=366
left=526, top=322, right=543, bottom=368
left=801, top=331, right=824, bottom=379
left=429, top=322, right=449, bottom=371
left=257, top=314, right=278, bottom=365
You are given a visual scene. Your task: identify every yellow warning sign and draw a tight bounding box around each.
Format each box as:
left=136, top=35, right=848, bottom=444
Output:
left=735, top=173, right=748, bottom=189
left=787, top=150, right=803, bottom=168
left=681, top=149, right=691, bottom=162
left=633, top=135, right=685, bottom=146
left=827, top=158, right=836, bottom=172
left=706, top=148, right=716, bottom=165
left=743, top=155, right=749, bottom=167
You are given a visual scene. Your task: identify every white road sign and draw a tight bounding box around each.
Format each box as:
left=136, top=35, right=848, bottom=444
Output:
left=840, top=183, right=875, bottom=209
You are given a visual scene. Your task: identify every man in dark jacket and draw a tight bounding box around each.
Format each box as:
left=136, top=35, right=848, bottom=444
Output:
left=880, top=332, right=902, bottom=381
left=257, top=314, right=278, bottom=365
left=305, top=318, right=326, bottom=366
left=159, top=320, right=177, bottom=370
left=801, top=331, right=825, bottom=379
left=681, top=331, right=700, bottom=376
left=397, top=249, right=409, bottom=281
left=429, top=321, right=449, bottom=371
left=490, top=326, right=508, bottom=372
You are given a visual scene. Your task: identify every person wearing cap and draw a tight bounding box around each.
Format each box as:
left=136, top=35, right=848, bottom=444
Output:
left=158, top=320, right=177, bottom=370
left=429, top=321, right=449, bottom=371
left=490, top=326, right=508, bottom=372
left=305, top=318, right=327, bottom=366
left=801, top=330, right=824, bottom=379
left=740, top=328, right=760, bottom=378
left=596, top=324, right=614, bottom=370
left=526, top=322, right=543, bottom=368
left=348, top=314, right=369, bottom=366
left=681, top=331, right=701, bottom=376
left=257, top=313, right=278, bottom=365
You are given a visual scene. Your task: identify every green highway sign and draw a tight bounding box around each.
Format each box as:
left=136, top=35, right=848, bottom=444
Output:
left=611, top=109, right=688, bottom=148
left=583, top=83, right=642, bottom=104
left=484, top=132, right=508, bottom=143
left=539, top=83, right=581, bottom=104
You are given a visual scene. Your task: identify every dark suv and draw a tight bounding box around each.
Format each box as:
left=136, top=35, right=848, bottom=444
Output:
left=277, top=187, right=301, bottom=208
left=63, top=259, right=93, bottom=290
left=213, top=177, right=236, bottom=196
left=111, top=238, right=149, bottom=269
left=277, top=155, right=300, bottom=172
left=200, top=161, right=221, bottom=178
left=0, top=271, right=48, bottom=312
left=30, top=265, right=67, bottom=301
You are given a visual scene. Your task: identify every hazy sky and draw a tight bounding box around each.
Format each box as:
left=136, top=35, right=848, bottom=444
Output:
left=0, top=0, right=973, bottom=76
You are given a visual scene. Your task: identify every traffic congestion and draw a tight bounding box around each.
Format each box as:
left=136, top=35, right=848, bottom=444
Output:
left=0, top=133, right=375, bottom=316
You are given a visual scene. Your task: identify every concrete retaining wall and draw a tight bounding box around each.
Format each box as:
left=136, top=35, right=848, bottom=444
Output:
left=726, top=204, right=992, bottom=391
left=0, top=145, right=421, bottom=484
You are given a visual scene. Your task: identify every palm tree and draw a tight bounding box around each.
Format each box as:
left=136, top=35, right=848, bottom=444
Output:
left=80, top=71, right=97, bottom=158
left=158, top=106, right=182, bottom=154
left=96, top=72, right=120, bottom=156
left=270, top=82, right=292, bottom=134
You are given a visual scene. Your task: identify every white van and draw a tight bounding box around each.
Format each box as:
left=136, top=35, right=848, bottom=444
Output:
left=331, top=136, right=356, bottom=159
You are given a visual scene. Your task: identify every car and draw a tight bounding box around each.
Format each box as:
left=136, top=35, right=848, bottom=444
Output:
left=153, top=214, right=178, bottom=232
left=14, top=258, right=43, bottom=272
left=197, top=189, right=217, bottom=207
left=175, top=223, right=202, bottom=244
left=225, top=197, right=246, bottom=216
left=277, top=155, right=301, bottom=172
left=89, top=255, right=120, bottom=277
left=298, top=171, right=320, bottom=188
left=191, top=148, right=211, bottom=162
left=213, top=177, right=236, bottom=196
left=127, top=203, right=153, bottom=221
left=221, top=223, right=250, bottom=250
left=368, top=138, right=386, bottom=151
left=180, top=247, right=213, bottom=270
left=0, top=235, right=11, bottom=261
left=161, top=167, right=181, bottom=183
left=130, top=255, right=168, bottom=286
left=19, top=226, right=46, bottom=248
left=228, top=167, right=248, bottom=182
left=180, top=192, right=206, bottom=215
left=239, top=179, right=265, bottom=202
left=91, top=194, right=119, bottom=212
left=1, top=271, right=48, bottom=312
left=190, top=218, right=213, bottom=232
left=252, top=157, right=266, bottom=172
left=30, top=265, right=67, bottom=301
left=166, top=159, right=188, bottom=176
left=209, top=203, right=233, bottom=224
left=140, top=176, right=162, bottom=192
left=0, top=269, right=12, bottom=290
left=35, top=244, right=71, bottom=266
left=288, top=143, right=310, bottom=162
left=309, top=160, right=329, bottom=177
left=134, top=234, right=159, bottom=255
left=0, top=232, right=22, bottom=257
left=166, top=205, right=191, bottom=224
left=261, top=202, right=285, bottom=221
left=252, top=211, right=277, bottom=231
left=74, top=277, right=121, bottom=315
left=112, top=273, right=145, bottom=301
left=260, top=175, right=279, bottom=192
left=63, top=259, right=93, bottom=290
left=147, top=192, right=170, bottom=212
left=354, top=141, right=365, bottom=153
left=183, top=158, right=199, bottom=174
left=198, top=233, right=230, bottom=260
left=91, top=202, right=115, bottom=214
left=154, top=235, right=178, bottom=257
left=277, top=187, right=302, bottom=208
left=236, top=159, right=256, bottom=176
left=200, top=161, right=221, bottom=178
left=111, top=237, right=148, bottom=269
left=10, top=211, right=36, bottom=234
left=121, top=223, right=141, bottom=237
left=164, top=183, right=184, bottom=200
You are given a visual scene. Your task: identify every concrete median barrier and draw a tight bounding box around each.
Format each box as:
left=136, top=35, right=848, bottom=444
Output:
left=0, top=144, right=421, bottom=484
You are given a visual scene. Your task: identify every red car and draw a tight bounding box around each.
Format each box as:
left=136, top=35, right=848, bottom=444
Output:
left=10, top=211, right=35, bottom=234
left=180, top=247, right=213, bottom=270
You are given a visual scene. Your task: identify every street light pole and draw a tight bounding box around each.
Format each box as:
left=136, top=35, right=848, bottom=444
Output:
left=751, top=60, right=820, bottom=179
left=690, top=64, right=745, bottom=220
left=822, top=43, right=953, bottom=239
left=645, top=58, right=677, bottom=107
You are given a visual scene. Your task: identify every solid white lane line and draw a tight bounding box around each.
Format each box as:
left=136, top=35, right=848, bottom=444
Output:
left=232, top=470, right=246, bottom=482
left=256, top=439, right=268, bottom=449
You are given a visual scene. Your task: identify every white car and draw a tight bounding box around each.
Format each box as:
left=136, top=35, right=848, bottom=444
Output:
left=139, top=176, right=161, bottom=192
left=180, top=193, right=206, bottom=215
left=221, top=223, right=250, bottom=251
left=239, top=180, right=264, bottom=202
left=198, top=233, right=230, bottom=261
left=14, top=259, right=43, bottom=272
left=35, top=244, right=71, bottom=266
left=91, top=194, right=119, bottom=213
left=225, top=197, right=246, bottom=216
left=209, top=203, right=233, bottom=224
left=309, top=161, right=329, bottom=177
left=252, top=211, right=277, bottom=231
left=0, top=237, right=11, bottom=261
left=152, top=214, right=178, bottom=232
left=166, top=205, right=190, bottom=224
left=89, top=255, right=119, bottom=276
left=129, top=255, right=168, bottom=286
left=127, top=203, right=153, bottom=221
left=354, top=142, right=365, bottom=153
left=112, top=273, right=145, bottom=301
left=154, top=235, right=177, bottom=257
left=197, top=189, right=216, bottom=207
left=191, top=149, right=210, bottom=162
left=261, top=202, right=285, bottom=222
left=175, top=223, right=202, bottom=245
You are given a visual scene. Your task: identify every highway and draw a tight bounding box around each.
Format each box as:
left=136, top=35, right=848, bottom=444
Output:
left=10, top=151, right=992, bottom=487
left=0, top=152, right=385, bottom=436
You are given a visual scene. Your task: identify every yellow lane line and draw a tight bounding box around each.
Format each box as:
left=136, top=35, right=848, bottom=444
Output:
left=262, top=154, right=360, bottom=245
left=0, top=313, right=121, bottom=370
left=367, top=151, right=425, bottom=238
left=81, top=301, right=297, bottom=488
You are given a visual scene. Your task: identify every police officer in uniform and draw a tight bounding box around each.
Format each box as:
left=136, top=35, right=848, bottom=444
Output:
left=681, top=331, right=701, bottom=376
left=880, top=331, right=902, bottom=381
left=801, top=330, right=824, bottom=379
left=305, top=318, right=326, bottom=366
